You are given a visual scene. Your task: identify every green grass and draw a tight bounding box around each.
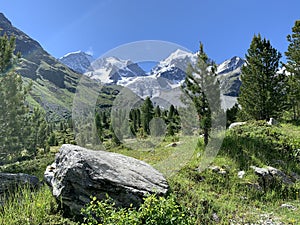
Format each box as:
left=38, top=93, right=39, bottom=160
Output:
left=0, top=185, right=77, bottom=225
left=0, top=185, right=54, bottom=225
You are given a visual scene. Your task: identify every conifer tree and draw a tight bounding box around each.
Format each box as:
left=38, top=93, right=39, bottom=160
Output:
left=168, top=105, right=175, bottom=121
left=95, top=112, right=103, bottom=141
left=28, top=107, right=48, bottom=155
left=135, top=108, right=141, bottom=128
left=129, top=108, right=140, bottom=135
left=110, top=126, right=121, bottom=146
left=154, top=105, right=161, bottom=117
left=148, top=117, right=164, bottom=137
left=182, top=43, right=221, bottom=146
left=0, top=33, right=32, bottom=161
left=48, top=133, right=56, bottom=146
left=141, top=97, right=154, bottom=135
left=226, top=103, right=239, bottom=128
left=0, top=34, right=16, bottom=74
left=102, top=112, right=109, bottom=129
left=285, top=20, right=300, bottom=120
left=238, top=34, right=287, bottom=120
left=166, top=123, right=175, bottom=136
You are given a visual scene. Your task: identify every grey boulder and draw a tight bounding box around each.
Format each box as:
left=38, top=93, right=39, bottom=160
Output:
left=45, top=144, right=169, bottom=217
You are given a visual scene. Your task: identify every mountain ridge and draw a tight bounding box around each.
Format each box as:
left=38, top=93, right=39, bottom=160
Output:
left=60, top=49, right=243, bottom=100
left=59, top=49, right=243, bottom=109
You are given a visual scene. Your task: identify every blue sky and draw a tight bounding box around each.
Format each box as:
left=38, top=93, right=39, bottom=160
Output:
left=1, top=0, right=300, bottom=64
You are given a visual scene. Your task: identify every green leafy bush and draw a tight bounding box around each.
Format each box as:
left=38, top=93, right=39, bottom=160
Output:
left=81, top=194, right=195, bottom=225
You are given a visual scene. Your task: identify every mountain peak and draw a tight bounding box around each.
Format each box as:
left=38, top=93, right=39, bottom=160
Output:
left=163, top=49, right=195, bottom=65
left=217, top=56, right=245, bottom=74
left=170, top=48, right=192, bottom=57
left=60, top=50, right=93, bottom=59
left=59, top=51, right=95, bottom=74
left=150, top=49, right=197, bottom=82
left=0, top=12, right=44, bottom=62
left=0, top=13, right=12, bottom=27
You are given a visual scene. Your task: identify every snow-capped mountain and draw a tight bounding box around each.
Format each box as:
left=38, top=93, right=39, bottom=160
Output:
left=124, top=51, right=244, bottom=101
left=59, top=51, right=94, bottom=74
left=118, top=49, right=196, bottom=100
left=85, top=57, right=146, bottom=84
left=151, top=49, right=197, bottom=82
left=217, top=56, right=245, bottom=74
left=149, top=50, right=244, bottom=97
left=61, top=48, right=246, bottom=109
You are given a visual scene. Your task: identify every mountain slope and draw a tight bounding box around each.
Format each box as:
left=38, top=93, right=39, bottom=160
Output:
left=217, top=56, right=244, bottom=97
left=0, top=13, right=118, bottom=121
left=217, top=56, right=244, bottom=74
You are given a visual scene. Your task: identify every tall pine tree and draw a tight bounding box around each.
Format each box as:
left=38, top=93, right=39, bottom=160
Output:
left=0, top=34, right=32, bottom=161
left=285, top=20, right=300, bottom=120
left=238, top=34, right=287, bottom=120
left=182, top=43, right=221, bottom=146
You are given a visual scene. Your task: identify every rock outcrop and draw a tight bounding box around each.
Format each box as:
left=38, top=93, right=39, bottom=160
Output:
left=45, top=144, right=169, bottom=217
left=250, top=166, right=294, bottom=192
